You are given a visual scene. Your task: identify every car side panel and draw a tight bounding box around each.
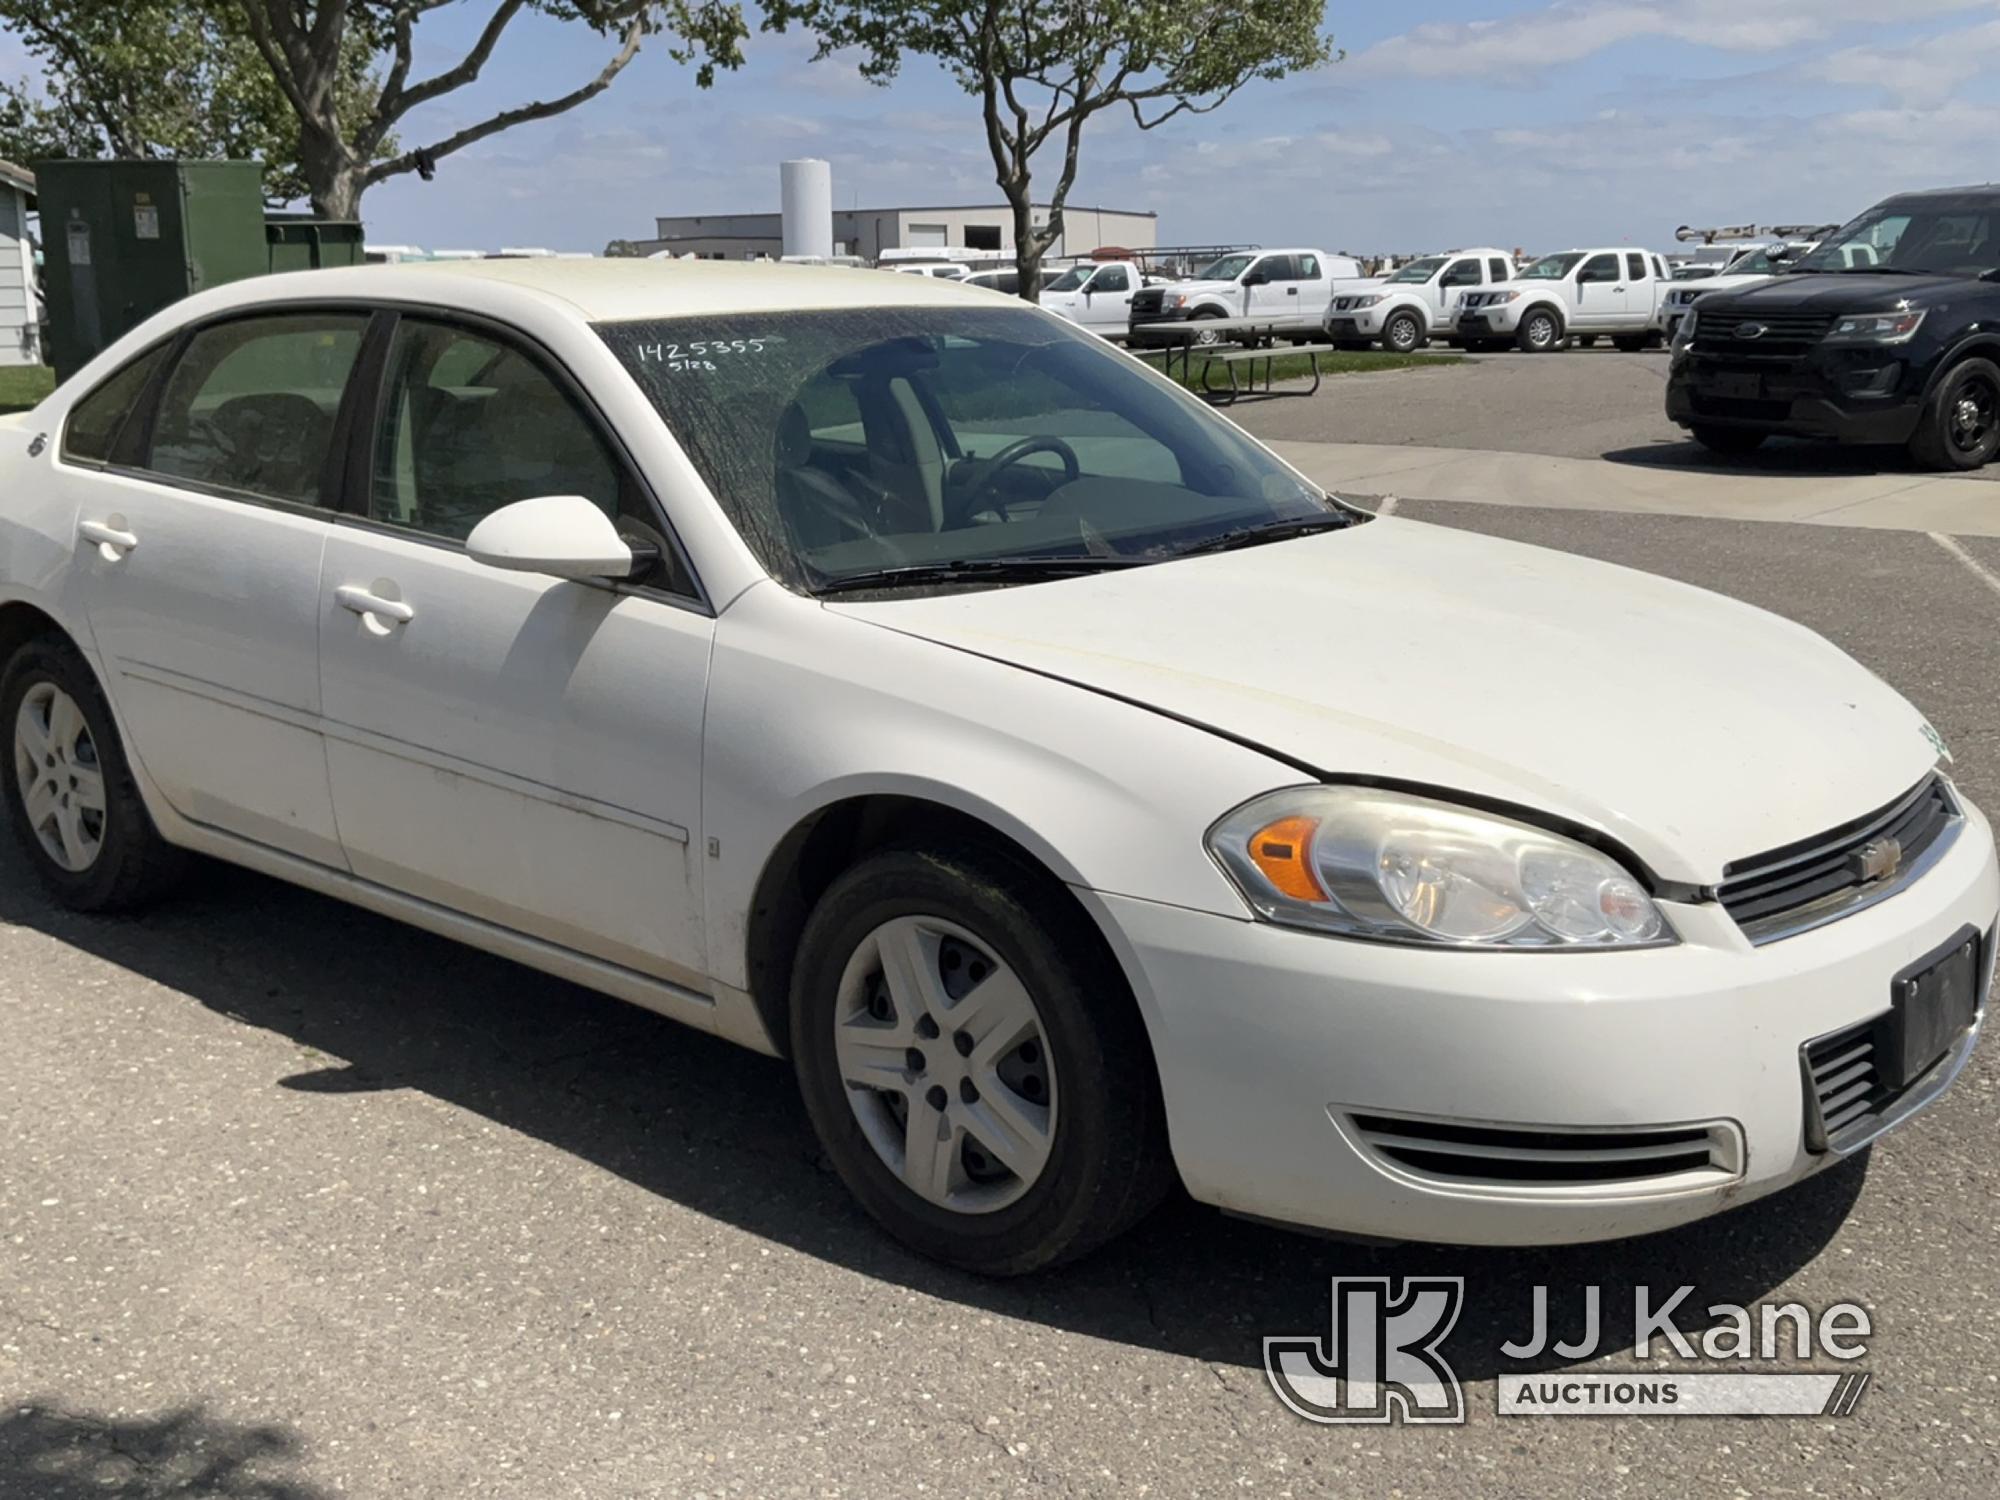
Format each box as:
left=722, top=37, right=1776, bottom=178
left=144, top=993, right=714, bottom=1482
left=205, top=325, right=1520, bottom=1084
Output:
left=699, top=582, right=1298, bottom=995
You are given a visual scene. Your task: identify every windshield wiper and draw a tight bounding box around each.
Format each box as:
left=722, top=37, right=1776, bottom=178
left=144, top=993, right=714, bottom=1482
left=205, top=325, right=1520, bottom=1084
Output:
left=1168, top=513, right=1360, bottom=560
left=812, top=556, right=1145, bottom=594
left=1836, top=265, right=1928, bottom=275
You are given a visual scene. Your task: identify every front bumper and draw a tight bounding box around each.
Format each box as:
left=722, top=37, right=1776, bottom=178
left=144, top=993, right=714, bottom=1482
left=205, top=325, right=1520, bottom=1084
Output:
left=1457, top=302, right=1526, bottom=336
left=1086, top=798, right=1997, bottom=1245
left=1328, top=307, right=1389, bottom=337
left=1127, top=310, right=1201, bottom=347
left=1667, top=344, right=1928, bottom=442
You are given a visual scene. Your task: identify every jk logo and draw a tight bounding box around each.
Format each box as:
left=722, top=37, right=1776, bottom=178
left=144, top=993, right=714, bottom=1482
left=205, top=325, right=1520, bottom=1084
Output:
left=1265, top=1277, right=1466, bottom=1425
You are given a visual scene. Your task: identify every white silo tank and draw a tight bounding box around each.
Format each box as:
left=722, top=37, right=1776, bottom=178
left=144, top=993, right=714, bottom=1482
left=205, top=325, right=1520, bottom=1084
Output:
left=781, top=159, right=834, bottom=260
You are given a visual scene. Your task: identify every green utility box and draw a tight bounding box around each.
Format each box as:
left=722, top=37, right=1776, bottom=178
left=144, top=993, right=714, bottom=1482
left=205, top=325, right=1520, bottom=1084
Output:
left=265, top=216, right=366, bottom=273
left=34, top=159, right=267, bottom=380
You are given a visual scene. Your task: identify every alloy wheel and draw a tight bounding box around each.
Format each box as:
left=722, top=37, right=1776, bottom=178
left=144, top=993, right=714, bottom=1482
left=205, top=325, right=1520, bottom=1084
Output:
left=1948, top=373, right=1998, bottom=459
left=12, top=682, right=106, bottom=872
left=832, top=915, right=1058, bottom=1214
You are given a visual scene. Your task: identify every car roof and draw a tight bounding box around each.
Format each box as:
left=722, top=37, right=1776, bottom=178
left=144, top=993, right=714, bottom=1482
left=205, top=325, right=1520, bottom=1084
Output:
left=214, top=256, right=1001, bottom=323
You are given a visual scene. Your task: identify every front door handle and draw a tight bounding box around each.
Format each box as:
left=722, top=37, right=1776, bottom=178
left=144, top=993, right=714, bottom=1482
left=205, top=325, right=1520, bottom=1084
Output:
left=79, top=518, right=138, bottom=556
left=336, top=584, right=415, bottom=627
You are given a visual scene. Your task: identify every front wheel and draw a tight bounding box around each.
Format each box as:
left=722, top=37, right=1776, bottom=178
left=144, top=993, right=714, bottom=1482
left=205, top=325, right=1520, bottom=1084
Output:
left=790, top=846, right=1169, bottom=1275
left=1909, top=357, right=2000, bottom=471
left=1517, top=307, right=1564, bottom=353
left=1, top=634, right=184, bottom=911
left=1188, top=312, right=1225, bottom=347
left=1383, top=311, right=1425, bottom=354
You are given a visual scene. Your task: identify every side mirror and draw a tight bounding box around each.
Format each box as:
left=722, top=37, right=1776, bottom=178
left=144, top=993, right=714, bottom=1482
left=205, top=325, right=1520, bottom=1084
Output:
left=1241, top=269, right=1268, bottom=286
left=466, top=494, right=639, bottom=582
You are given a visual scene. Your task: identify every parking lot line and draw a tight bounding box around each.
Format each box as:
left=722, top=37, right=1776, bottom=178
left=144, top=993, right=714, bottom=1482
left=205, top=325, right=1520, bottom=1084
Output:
left=1929, top=531, right=2000, bottom=601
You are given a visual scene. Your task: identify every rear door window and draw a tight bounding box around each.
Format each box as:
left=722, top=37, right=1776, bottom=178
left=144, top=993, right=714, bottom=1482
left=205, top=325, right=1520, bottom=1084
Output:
left=63, top=344, right=169, bottom=465
left=145, top=314, right=367, bottom=507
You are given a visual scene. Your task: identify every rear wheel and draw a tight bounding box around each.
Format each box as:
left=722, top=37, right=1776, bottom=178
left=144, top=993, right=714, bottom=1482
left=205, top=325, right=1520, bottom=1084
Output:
left=791, top=845, right=1169, bottom=1275
left=1517, top=306, right=1564, bottom=353
left=1909, top=357, right=2000, bottom=471
left=1383, top=311, right=1425, bottom=354
left=1, top=634, right=184, bottom=911
left=1690, top=424, right=1767, bottom=457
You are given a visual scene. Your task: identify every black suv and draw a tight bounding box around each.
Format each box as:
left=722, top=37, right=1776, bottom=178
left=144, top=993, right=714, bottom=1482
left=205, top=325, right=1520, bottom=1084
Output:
left=1667, top=185, right=2000, bottom=470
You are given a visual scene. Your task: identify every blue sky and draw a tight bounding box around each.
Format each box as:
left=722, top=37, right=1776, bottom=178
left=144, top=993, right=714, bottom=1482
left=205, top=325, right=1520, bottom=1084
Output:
left=18, top=3, right=2000, bottom=255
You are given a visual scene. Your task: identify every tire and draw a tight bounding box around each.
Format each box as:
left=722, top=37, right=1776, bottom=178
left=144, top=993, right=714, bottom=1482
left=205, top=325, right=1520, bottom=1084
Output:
left=1, top=633, right=185, bottom=911
left=1188, top=310, right=1225, bottom=347
left=1611, top=334, right=1648, bottom=353
left=1690, top=424, right=1767, bottom=457
left=1909, top=357, right=2000, bottom=472
left=1383, top=311, right=1425, bottom=354
left=1517, top=306, right=1564, bottom=353
left=790, top=844, right=1170, bottom=1275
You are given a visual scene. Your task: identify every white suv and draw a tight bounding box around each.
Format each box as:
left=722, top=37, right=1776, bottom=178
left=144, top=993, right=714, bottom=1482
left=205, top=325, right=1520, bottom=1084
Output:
left=1326, top=249, right=1518, bottom=352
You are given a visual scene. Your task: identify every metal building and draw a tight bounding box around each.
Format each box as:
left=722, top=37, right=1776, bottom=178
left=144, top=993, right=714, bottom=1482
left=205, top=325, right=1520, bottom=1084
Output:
left=642, top=201, right=1158, bottom=262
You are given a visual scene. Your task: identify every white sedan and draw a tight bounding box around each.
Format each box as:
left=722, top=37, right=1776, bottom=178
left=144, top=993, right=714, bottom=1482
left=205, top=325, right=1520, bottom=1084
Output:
left=1, top=261, right=1993, bottom=1274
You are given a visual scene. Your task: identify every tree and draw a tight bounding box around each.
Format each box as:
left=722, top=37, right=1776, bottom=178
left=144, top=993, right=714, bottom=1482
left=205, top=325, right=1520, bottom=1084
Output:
left=772, top=1, right=1334, bottom=297
left=0, top=0, right=388, bottom=205
left=230, top=2, right=751, bottom=219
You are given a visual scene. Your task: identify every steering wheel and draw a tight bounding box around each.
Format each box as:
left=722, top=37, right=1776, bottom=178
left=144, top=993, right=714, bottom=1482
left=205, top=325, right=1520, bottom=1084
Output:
left=949, top=436, right=1082, bottom=525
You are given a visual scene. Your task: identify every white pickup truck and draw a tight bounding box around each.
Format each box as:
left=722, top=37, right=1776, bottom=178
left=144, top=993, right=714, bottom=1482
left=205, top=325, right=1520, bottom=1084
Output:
left=1037, top=260, right=1152, bottom=334
left=1454, top=248, right=1674, bottom=352
left=1325, top=248, right=1518, bottom=352
left=1125, top=248, right=1367, bottom=346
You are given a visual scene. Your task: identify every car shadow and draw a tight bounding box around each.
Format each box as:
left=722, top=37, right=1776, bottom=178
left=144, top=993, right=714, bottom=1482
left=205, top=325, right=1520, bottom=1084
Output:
left=0, top=1398, right=326, bottom=1499
left=1598, top=437, right=1943, bottom=479
left=0, top=847, right=1867, bottom=1380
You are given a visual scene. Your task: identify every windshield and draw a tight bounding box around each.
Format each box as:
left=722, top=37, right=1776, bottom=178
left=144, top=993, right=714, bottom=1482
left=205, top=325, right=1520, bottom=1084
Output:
left=1195, top=254, right=1255, bottom=281
left=1519, top=253, right=1584, bottom=281
left=597, top=306, right=1334, bottom=591
left=1042, top=267, right=1090, bottom=292
left=1387, top=257, right=1446, bottom=285
left=1792, top=201, right=2000, bottom=277
left=1724, top=247, right=1794, bottom=277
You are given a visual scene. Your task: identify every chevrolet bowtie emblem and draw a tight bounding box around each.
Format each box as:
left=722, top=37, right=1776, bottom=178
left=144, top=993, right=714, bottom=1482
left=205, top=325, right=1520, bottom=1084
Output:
left=1850, top=838, right=1903, bottom=884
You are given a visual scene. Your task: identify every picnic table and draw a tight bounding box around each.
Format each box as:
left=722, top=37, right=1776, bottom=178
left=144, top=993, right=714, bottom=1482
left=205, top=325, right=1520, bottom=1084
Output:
left=1127, top=318, right=1336, bottom=405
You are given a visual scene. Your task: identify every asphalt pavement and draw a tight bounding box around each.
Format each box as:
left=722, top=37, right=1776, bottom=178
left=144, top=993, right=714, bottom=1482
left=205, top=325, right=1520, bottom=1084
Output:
left=5, top=502, right=2000, bottom=1498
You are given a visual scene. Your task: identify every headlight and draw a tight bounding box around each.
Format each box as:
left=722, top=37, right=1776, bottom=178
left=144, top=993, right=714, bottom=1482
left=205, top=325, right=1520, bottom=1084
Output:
left=1825, top=309, right=1925, bottom=344
left=1164, top=292, right=1189, bottom=310
left=1208, top=786, right=1673, bottom=949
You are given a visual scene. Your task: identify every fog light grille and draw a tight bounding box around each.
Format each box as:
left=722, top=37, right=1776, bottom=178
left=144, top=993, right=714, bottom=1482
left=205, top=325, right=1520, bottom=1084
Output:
left=1346, top=1113, right=1739, bottom=1190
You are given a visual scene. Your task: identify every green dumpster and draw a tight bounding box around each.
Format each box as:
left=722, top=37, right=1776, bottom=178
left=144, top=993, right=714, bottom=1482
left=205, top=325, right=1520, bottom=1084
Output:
left=265, top=216, right=366, bottom=273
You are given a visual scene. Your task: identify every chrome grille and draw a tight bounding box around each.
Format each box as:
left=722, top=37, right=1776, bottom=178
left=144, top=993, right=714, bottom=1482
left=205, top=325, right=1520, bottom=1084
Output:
left=1347, top=1114, right=1739, bottom=1189
left=1718, top=775, right=1959, bottom=944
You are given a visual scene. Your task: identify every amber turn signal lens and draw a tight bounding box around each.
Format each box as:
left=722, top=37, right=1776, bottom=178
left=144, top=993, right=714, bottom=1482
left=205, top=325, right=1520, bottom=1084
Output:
left=1247, top=815, right=1327, bottom=902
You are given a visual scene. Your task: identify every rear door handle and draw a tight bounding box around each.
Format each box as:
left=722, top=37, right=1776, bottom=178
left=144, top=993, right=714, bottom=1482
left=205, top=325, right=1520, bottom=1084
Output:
left=336, top=585, right=415, bottom=626
left=79, top=519, right=138, bottom=555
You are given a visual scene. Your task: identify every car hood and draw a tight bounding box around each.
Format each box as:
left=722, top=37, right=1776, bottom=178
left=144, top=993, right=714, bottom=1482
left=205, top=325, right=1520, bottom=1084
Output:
left=1709, top=271, right=1970, bottom=312
left=829, top=519, right=1937, bottom=884
left=1672, top=273, right=1773, bottom=299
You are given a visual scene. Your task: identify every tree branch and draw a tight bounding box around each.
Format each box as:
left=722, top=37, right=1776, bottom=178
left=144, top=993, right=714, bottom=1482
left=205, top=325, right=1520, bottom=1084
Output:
left=363, top=10, right=644, bottom=186
left=382, top=0, right=528, bottom=123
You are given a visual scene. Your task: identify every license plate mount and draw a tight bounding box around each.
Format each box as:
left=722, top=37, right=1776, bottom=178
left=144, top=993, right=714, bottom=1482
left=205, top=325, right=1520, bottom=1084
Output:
left=1713, top=371, right=1763, bottom=400
left=1887, top=933, right=1983, bottom=1087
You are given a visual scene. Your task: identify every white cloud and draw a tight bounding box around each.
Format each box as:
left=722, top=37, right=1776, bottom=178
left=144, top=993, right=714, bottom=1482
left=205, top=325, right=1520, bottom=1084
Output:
left=1352, top=0, right=1993, bottom=80
left=1804, top=17, right=2000, bottom=108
